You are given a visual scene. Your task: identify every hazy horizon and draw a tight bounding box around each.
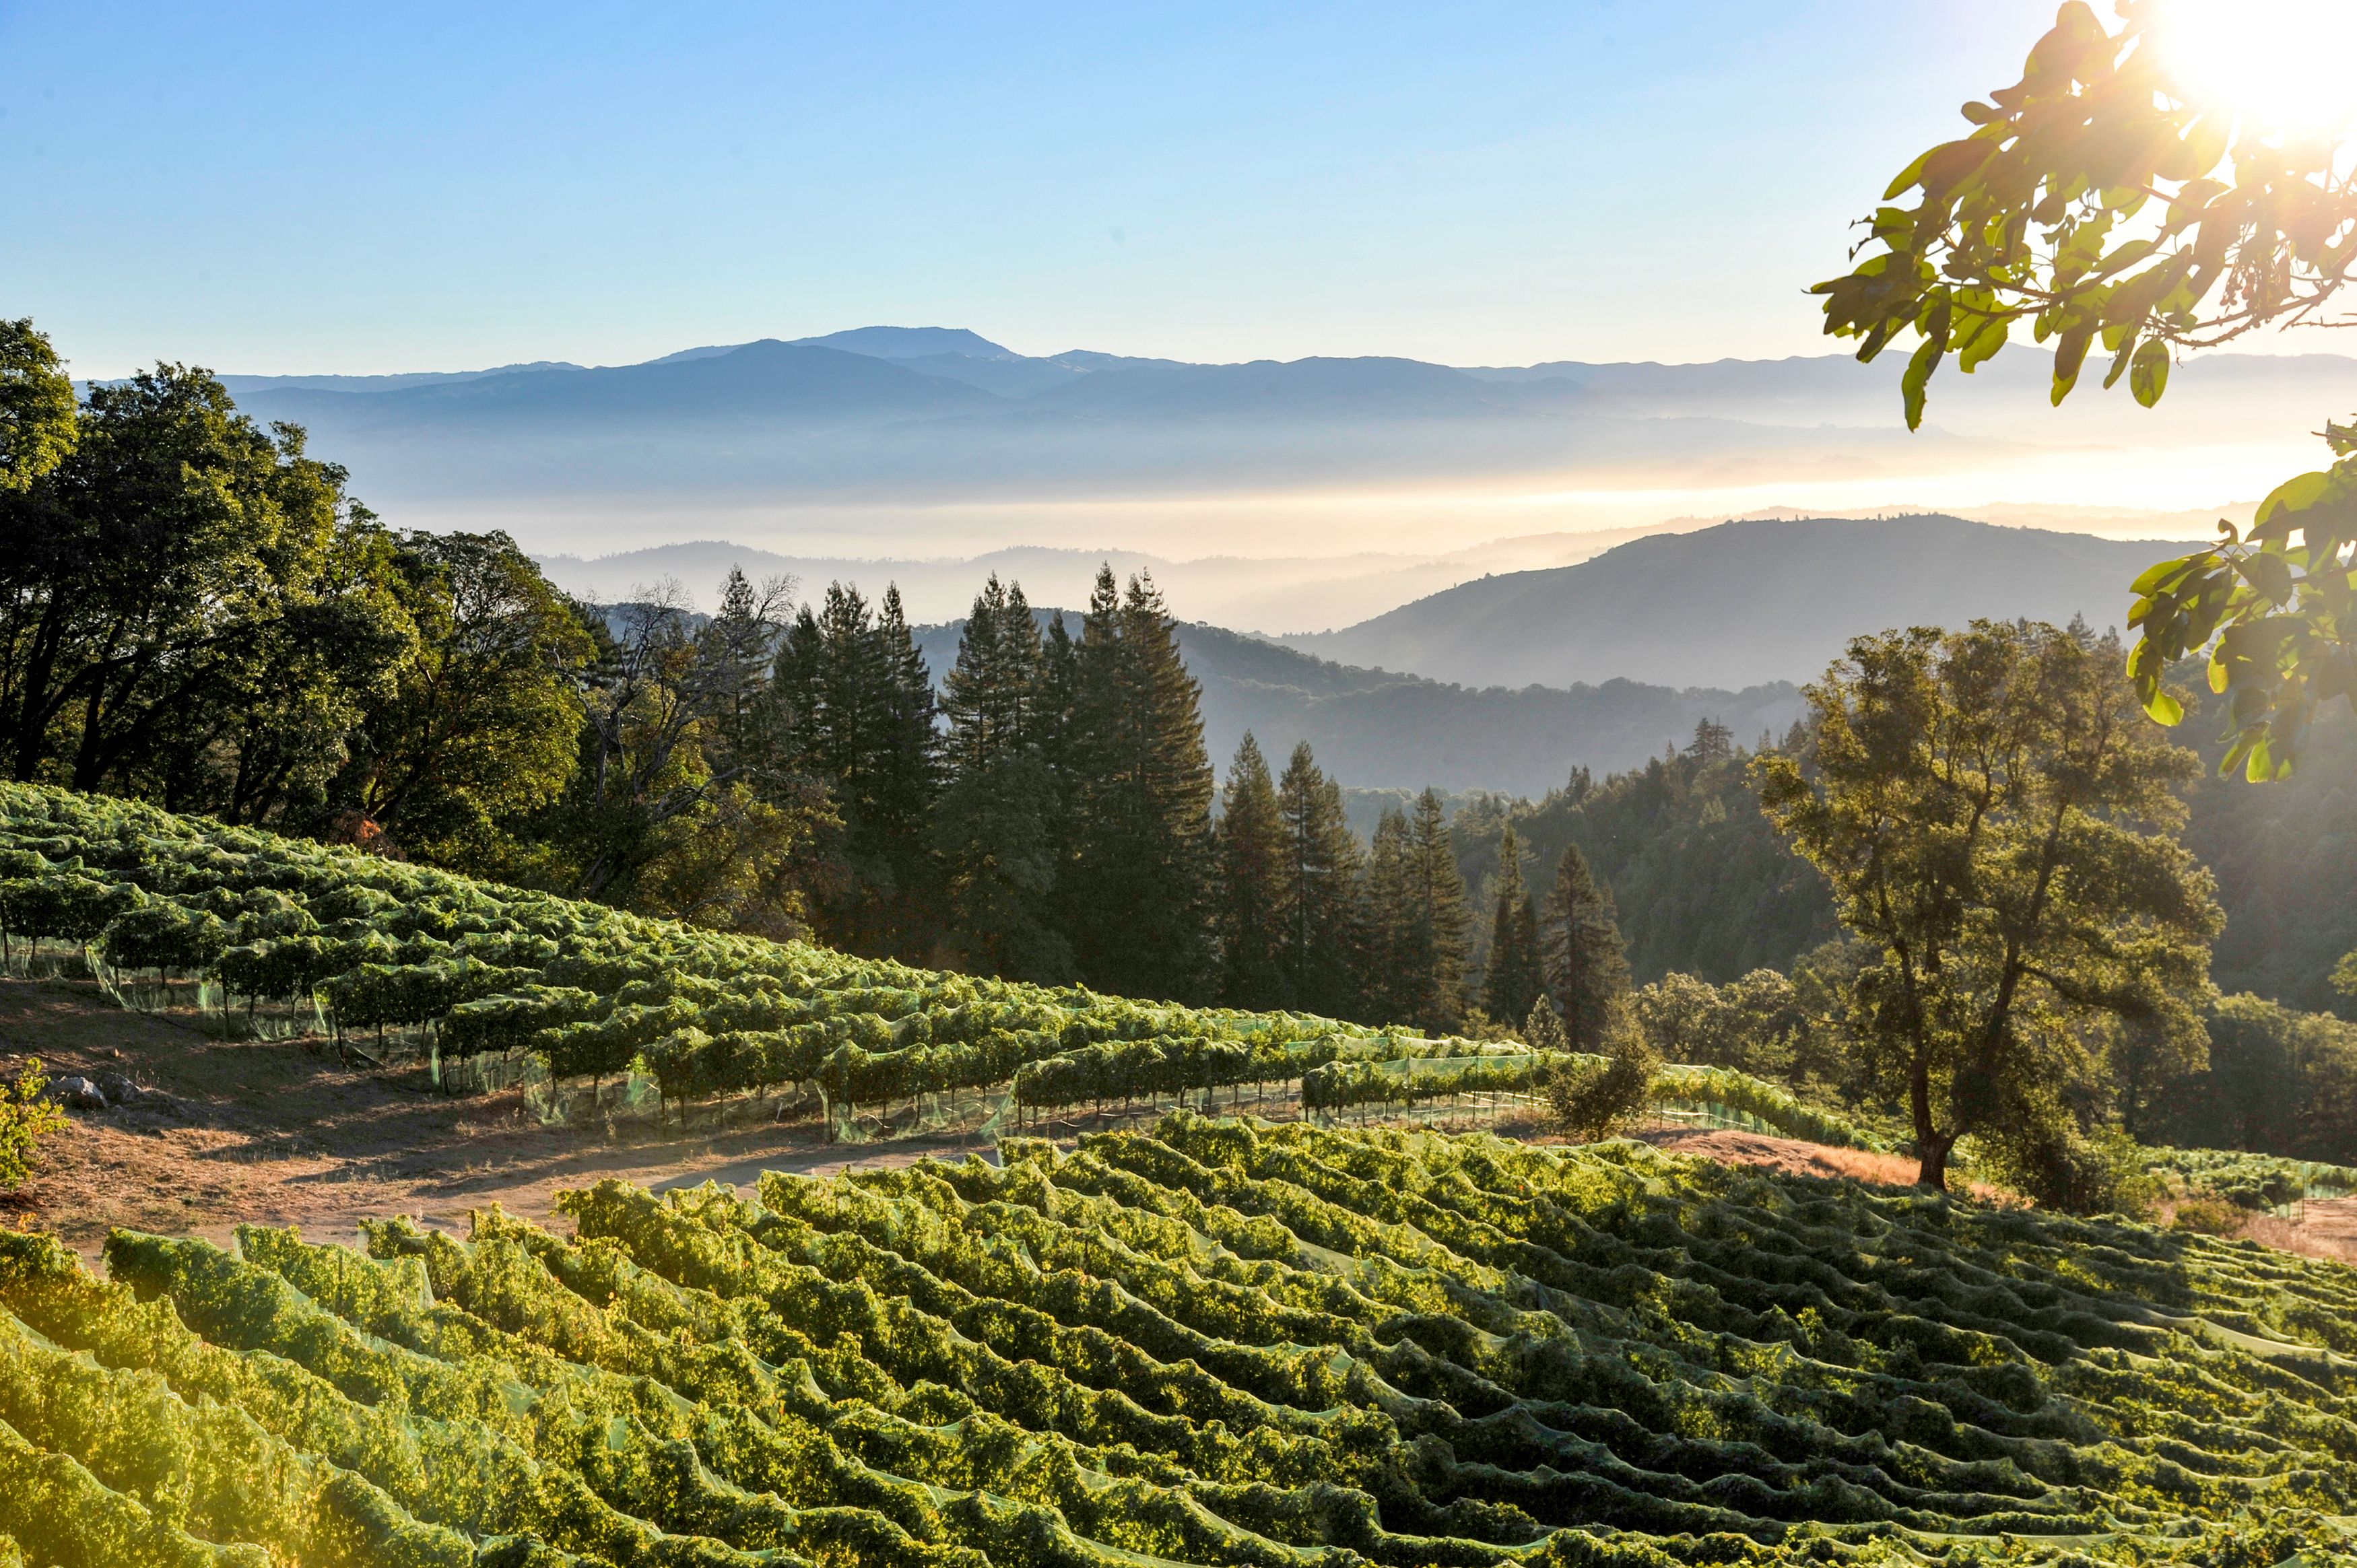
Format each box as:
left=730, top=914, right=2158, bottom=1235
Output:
left=53, top=325, right=2304, bottom=592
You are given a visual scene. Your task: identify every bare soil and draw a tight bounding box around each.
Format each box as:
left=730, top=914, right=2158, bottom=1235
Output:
left=1642, top=1126, right=2357, bottom=1261
left=10, top=976, right=2356, bottom=1273
left=0, top=976, right=981, bottom=1262
left=1634, top=1127, right=2013, bottom=1202
left=1638, top=1126, right=1928, bottom=1184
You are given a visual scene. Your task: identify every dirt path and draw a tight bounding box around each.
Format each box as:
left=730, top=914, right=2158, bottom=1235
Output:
left=1636, top=1127, right=1923, bottom=1182
left=0, top=977, right=986, bottom=1262
left=14, top=976, right=2355, bottom=1271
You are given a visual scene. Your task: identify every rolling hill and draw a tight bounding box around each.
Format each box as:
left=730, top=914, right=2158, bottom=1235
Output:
left=1282, top=514, right=2177, bottom=690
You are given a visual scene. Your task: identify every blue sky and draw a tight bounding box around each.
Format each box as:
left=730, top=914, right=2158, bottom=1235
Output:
left=3, top=1, right=2060, bottom=377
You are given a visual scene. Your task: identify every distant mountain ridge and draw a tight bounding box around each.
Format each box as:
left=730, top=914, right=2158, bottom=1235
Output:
left=533, top=531, right=1649, bottom=636
left=1282, top=514, right=2173, bottom=690
left=176, top=327, right=2357, bottom=523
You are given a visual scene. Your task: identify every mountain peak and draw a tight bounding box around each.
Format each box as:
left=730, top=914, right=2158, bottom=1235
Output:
left=790, top=326, right=1016, bottom=362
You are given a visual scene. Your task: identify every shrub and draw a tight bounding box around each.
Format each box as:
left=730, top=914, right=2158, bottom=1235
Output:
left=0, top=1059, right=67, bottom=1190
left=2171, top=1194, right=2246, bottom=1236
left=1522, top=998, right=1568, bottom=1052
left=1545, top=1010, right=1657, bottom=1140
left=1977, top=1122, right=2160, bottom=1216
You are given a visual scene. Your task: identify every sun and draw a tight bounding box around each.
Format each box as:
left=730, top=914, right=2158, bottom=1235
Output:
left=2139, top=0, right=2357, bottom=138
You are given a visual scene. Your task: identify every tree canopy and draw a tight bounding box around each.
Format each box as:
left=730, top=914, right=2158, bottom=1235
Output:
left=1756, top=620, right=2221, bottom=1193
left=0, top=319, right=75, bottom=493
left=0, top=363, right=407, bottom=818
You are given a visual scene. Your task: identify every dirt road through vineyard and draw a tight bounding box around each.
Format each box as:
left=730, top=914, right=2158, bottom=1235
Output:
left=16, top=974, right=2356, bottom=1269
left=0, top=977, right=983, bottom=1262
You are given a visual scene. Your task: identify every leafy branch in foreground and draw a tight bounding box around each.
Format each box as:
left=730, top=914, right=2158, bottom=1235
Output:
left=1812, top=0, right=2357, bottom=776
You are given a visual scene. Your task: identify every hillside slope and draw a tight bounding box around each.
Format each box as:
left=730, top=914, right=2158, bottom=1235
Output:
left=4, top=1118, right=2355, bottom=1567
left=1284, top=515, right=2172, bottom=689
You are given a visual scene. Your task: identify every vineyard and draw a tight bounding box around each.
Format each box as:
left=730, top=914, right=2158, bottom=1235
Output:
left=2140, top=1147, right=2357, bottom=1213
left=11, top=782, right=2354, bottom=1564
left=0, top=782, right=1869, bottom=1147
left=3, top=1117, right=2355, bottom=1565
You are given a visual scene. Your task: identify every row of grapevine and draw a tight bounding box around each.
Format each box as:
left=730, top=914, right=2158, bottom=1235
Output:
left=4, top=1116, right=2355, bottom=1563
left=2139, top=1145, right=2357, bottom=1209
left=0, top=783, right=1386, bottom=1121
left=1646, top=1064, right=1890, bottom=1150
left=1, top=781, right=1847, bottom=1141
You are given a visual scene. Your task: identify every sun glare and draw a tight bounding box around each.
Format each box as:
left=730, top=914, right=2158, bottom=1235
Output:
left=2143, top=0, right=2357, bottom=138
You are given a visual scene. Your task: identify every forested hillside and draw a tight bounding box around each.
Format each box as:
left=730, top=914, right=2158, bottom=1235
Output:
left=1440, top=704, right=2357, bottom=1020
left=1450, top=726, right=1836, bottom=986
left=912, top=613, right=1803, bottom=793
left=2182, top=702, right=2357, bottom=1013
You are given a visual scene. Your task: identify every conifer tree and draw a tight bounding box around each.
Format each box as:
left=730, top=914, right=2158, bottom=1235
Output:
left=1062, top=566, right=1216, bottom=1002
left=1274, top=740, right=1364, bottom=1021
left=766, top=580, right=939, bottom=954
left=1214, top=733, right=1288, bottom=1009
left=1541, top=842, right=1632, bottom=1052
left=1405, top=788, right=1472, bottom=1034
left=865, top=584, right=941, bottom=945
left=1482, top=823, right=1543, bottom=1027
left=772, top=582, right=883, bottom=787
left=1358, top=805, right=1419, bottom=1027
left=871, top=584, right=941, bottom=847
left=939, top=575, right=1042, bottom=765
left=704, top=568, right=785, bottom=747
left=1034, top=609, right=1080, bottom=804
left=935, top=576, right=1069, bottom=981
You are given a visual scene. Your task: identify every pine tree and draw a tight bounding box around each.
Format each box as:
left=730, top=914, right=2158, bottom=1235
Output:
left=1214, top=733, right=1289, bottom=1009
left=1405, top=788, right=1472, bottom=1034
left=1482, top=823, right=1543, bottom=1027
left=1062, top=567, right=1216, bottom=1002
left=764, top=580, right=939, bottom=955
left=1688, top=716, right=1735, bottom=763
left=939, top=574, right=1041, bottom=767
left=1541, top=842, right=1632, bottom=1052
left=1274, top=740, right=1364, bottom=1021
left=1034, top=609, right=1080, bottom=798
left=936, top=577, right=1069, bottom=982
left=867, top=584, right=942, bottom=941
left=703, top=568, right=782, bottom=747
left=1358, top=805, right=1418, bottom=1027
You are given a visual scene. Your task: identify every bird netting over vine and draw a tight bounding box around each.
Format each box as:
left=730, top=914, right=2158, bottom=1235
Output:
left=4, top=1115, right=2357, bottom=1566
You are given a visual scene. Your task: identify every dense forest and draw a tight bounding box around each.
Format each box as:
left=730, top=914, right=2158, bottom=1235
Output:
left=1446, top=681, right=2357, bottom=1015
left=1447, top=722, right=1836, bottom=987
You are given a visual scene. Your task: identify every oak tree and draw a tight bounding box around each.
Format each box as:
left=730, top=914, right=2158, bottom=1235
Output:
left=1756, top=620, right=2221, bottom=1191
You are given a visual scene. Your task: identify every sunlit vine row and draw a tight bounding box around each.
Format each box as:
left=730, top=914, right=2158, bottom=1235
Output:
left=5, top=1117, right=2355, bottom=1563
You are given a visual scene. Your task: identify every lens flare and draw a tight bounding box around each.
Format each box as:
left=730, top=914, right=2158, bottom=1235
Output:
left=2142, top=0, right=2357, bottom=137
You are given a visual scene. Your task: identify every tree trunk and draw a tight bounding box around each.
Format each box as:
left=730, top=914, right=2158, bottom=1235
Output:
left=1908, top=1048, right=1953, bottom=1190
left=1915, top=1131, right=1957, bottom=1192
